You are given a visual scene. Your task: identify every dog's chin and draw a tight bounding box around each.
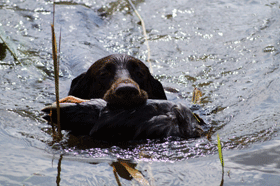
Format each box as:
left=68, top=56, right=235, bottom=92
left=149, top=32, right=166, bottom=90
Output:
left=103, top=89, right=148, bottom=109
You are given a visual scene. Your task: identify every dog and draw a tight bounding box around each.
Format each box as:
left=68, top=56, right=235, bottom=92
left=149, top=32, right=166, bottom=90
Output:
left=68, top=54, right=167, bottom=108
left=42, top=54, right=209, bottom=143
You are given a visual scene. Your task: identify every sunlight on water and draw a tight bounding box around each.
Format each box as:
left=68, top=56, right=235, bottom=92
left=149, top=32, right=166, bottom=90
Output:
left=0, top=0, right=280, bottom=185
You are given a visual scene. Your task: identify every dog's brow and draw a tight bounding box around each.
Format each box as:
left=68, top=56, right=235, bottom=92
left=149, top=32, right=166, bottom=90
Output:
left=111, top=54, right=132, bottom=65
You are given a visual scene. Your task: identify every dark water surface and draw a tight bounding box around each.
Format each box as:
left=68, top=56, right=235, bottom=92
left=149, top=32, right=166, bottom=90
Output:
left=1, top=0, right=280, bottom=185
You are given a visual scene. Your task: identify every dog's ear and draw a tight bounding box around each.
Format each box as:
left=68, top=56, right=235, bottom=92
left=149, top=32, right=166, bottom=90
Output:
left=149, top=76, right=167, bottom=100
left=68, top=72, right=91, bottom=99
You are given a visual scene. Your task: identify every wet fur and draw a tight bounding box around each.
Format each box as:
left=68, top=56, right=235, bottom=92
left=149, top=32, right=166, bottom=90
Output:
left=68, top=54, right=167, bottom=107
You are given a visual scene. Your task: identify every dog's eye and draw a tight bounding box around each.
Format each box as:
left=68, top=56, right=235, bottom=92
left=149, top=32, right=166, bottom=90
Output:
left=137, top=72, right=144, bottom=78
left=129, top=61, right=139, bottom=71
left=99, top=63, right=115, bottom=77
left=100, top=71, right=108, bottom=77
left=105, top=63, right=115, bottom=72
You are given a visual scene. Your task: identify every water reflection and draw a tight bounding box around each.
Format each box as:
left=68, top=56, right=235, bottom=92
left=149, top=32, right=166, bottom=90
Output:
left=56, top=154, right=63, bottom=186
left=42, top=124, right=277, bottom=163
left=55, top=154, right=151, bottom=186
left=65, top=154, right=215, bottom=186
left=0, top=43, right=7, bottom=60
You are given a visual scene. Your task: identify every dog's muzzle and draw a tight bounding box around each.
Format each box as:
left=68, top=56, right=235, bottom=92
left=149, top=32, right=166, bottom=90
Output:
left=103, top=79, right=148, bottom=108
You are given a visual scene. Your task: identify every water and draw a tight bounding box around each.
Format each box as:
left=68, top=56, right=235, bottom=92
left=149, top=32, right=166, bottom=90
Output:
left=0, top=0, right=280, bottom=185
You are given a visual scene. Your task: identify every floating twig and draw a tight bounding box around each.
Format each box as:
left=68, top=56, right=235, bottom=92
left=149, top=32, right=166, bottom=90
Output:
left=119, top=161, right=150, bottom=186
left=192, top=87, right=202, bottom=104
left=126, top=0, right=153, bottom=73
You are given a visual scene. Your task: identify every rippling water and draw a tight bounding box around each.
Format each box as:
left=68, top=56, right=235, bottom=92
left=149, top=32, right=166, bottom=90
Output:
left=0, top=0, right=280, bottom=185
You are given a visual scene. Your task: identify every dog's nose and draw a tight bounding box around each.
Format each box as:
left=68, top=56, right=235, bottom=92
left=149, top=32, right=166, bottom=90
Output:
left=115, top=83, right=139, bottom=97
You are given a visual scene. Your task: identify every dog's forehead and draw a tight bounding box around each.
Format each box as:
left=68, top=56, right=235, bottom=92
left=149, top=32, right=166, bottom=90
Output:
left=94, top=54, right=147, bottom=71
left=110, top=54, right=135, bottom=66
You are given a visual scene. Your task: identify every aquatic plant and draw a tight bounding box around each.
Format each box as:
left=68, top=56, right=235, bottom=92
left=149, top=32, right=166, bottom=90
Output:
left=126, top=0, right=152, bottom=73
left=51, top=0, right=62, bottom=140
left=0, top=25, right=19, bottom=62
left=217, top=133, right=224, bottom=185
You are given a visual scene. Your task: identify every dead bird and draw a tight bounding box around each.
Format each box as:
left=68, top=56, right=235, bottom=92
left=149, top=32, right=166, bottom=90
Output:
left=42, top=97, right=209, bottom=142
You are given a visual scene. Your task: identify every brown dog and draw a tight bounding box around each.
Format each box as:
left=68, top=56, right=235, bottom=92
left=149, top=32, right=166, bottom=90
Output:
left=68, top=54, right=167, bottom=108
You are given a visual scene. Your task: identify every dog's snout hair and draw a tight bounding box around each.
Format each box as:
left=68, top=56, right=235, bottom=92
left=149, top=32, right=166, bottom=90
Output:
left=103, top=78, right=148, bottom=108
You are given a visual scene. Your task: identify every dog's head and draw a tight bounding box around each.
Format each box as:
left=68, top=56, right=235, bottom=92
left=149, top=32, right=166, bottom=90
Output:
left=68, top=54, right=167, bottom=108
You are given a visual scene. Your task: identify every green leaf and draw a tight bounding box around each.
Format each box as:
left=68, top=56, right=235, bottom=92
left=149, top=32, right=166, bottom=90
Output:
left=217, top=133, right=224, bottom=167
